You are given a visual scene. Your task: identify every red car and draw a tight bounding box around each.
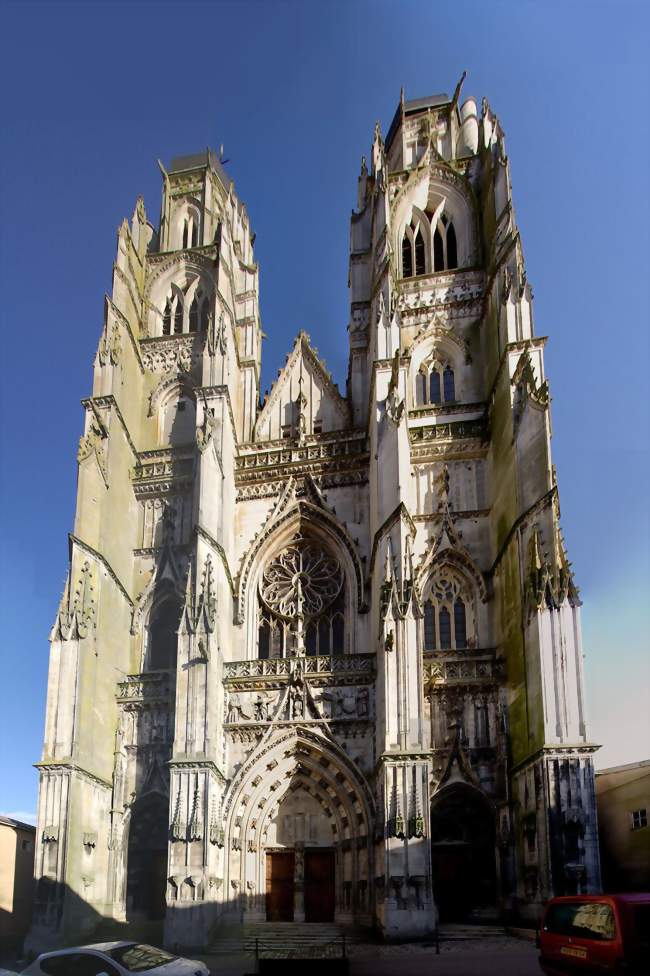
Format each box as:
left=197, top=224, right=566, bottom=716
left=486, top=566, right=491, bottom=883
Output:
left=539, top=893, right=650, bottom=974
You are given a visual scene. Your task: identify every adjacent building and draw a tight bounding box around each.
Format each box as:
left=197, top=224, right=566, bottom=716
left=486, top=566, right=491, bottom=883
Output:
left=29, top=83, right=601, bottom=950
left=0, top=815, right=36, bottom=949
left=596, top=761, right=650, bottom=892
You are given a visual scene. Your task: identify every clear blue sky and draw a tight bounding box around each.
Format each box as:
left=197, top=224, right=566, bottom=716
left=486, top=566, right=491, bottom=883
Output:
left=1, top=0, right=648, bottom=822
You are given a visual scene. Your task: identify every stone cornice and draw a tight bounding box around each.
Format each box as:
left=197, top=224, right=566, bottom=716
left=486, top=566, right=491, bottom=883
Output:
left=510, top=743, right=601, bottom=776
left=69, top=533, right=134, bottom=607
left=34, top=760, right=112, bottom=791
left=167, top=757, right=226, bottom=784
left=413, top=508, right=490, bottom=522
left=81, top=395, right=138, bottom=460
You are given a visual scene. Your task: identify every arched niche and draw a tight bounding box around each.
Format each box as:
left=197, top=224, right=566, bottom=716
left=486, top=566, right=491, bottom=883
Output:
left=125, top=791, right=170, bottom=921
left=430, top=783, right=496, bottom=921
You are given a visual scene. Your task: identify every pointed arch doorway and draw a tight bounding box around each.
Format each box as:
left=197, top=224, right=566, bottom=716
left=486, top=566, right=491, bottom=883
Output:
left=126, top=792, right=169, bottom=920
left=430, top=785, right=497, bottom=921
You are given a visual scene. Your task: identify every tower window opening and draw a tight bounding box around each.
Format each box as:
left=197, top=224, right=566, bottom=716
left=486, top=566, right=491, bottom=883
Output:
left=162, top=298, right=173, bottom=336
left=189, top=296, right=199, bottom=333
left=402, top=235, right=413, bottom=279
left=454, top=599, right=467, bottom=649
left=433, top=213, right=458, bottom=271
left=416, top=359, right=457, bottom=407
left=174, top=300, right=183, bottom=335
left=414, top=228, right=426, bottom=275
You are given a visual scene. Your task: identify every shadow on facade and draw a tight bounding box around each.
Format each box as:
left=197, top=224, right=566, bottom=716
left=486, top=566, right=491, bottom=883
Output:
left=25, top=881, right=264, bottom=958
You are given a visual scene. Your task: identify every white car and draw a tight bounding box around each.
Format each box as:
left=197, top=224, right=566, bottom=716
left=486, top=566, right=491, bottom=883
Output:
left=21, top=942, right=210, bottom=976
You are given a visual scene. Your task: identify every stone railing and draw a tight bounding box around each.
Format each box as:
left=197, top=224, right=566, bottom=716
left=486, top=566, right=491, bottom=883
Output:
left=223, top=653, right=376, bottom=683
left=423, top=651, right=502, bottom=687
left=117, top=670, right=173, bottom=704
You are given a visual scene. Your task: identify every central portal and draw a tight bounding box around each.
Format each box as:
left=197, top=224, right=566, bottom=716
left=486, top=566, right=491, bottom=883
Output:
left=265, top=849, right=336, bottom=922
left=266, top=852, right=295, bottom=921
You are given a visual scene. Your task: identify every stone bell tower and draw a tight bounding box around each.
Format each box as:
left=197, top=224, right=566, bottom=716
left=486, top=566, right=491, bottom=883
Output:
left=29, top=83, right=600, bottom=953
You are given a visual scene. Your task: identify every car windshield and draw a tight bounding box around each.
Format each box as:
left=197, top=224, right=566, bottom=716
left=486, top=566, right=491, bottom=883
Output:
left=544, top=902, right=616, bottom=941
left=106, top=944, right=178, bottom=972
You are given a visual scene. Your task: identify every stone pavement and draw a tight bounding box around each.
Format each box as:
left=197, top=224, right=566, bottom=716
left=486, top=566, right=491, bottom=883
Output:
left=194, top=935, right=541, bottom=975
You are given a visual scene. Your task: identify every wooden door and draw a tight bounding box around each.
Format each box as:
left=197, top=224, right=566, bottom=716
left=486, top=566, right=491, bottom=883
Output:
left=266, top=852, right=295, bottom=921
left=304, top=849, right=335, bottom=922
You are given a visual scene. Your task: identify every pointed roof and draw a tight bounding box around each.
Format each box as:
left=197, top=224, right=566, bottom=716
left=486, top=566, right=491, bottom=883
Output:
left=254, top=331, right=349, bottom=439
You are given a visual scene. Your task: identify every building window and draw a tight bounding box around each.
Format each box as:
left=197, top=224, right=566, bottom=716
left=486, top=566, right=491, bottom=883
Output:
left=257, top=540, right=346, bottom=658
left=631, top=809, right=648, bottom=830
left=182, top=215, right=199, bottom=249
left=433, top=213, right=458, bottom=271
left=22, top=838, right=31, bottom=852
left=402, top=210, right=459, bottom=278
left=188, top=288, right=209, bottom=333
left=416, top=359, right=457, bottom=406
left=423, top=568, right=475, bottom=652
left=401, top=215, right=428, bottom=277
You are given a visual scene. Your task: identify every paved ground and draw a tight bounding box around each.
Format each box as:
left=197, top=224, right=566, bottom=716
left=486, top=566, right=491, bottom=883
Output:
left=3, top=935, right=541, bottom=975
left=191, top=937, right=541, bottom=975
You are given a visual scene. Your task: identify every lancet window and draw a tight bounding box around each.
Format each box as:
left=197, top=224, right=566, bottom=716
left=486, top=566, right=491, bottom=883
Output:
left=147, top=595, right=182, bottom=671
left=433, top=213, right=457, bottom=271
left=181, top=214, right=199, bottom=249
left=415, top=358, right=456, bottom=406
left=401, top=210, right=459, bottom=278
left=162, top=293, right=183, bottom=336
left=401, top=216, right=427, bottom=277
left=257, top=539, right=346, bottom=658
left=422, top=567, right=475, bottom=652
left=188, top=288, right=210, bottom=333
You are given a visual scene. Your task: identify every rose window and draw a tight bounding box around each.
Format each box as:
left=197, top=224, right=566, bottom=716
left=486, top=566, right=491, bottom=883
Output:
left=258, top=541, right=346, bottom=658
left=260, top=543, right=343, bottom=619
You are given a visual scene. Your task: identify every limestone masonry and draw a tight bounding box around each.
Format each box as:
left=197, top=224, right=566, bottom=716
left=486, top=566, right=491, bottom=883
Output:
left=29, top=85, right=601, bottom=950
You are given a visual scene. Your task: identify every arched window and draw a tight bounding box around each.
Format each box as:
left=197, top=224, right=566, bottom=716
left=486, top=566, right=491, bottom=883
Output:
left=433, top=213, right=458, bottom=271
left=181, top=215, right=199, bottom=249
left=148, top=597, right=181, bottom=671
left=257, top=539, right=346, bottom=658
left=424, top=601, right=436, bottom=650
left=402, top=235, right=413, bottom=279
left=401, top=216, right=429, bottom=278
left=173, top=300, right=183, bottom=335
left=454, top=598, right=467, bottom=649
left=430, top=370, right=442, bottom=405
left=422, top=568, right=476, bottom=652
left=415, top=357, right=457, bottom=407
left=189, top=295, right=199, bottom=333
left=416, top=371, right=427, bottom=406
left=162, top=298, right=173, bottom=336
left=443, top=365, right=456, bottom=402
left=414, top=229, right=426, bottom=276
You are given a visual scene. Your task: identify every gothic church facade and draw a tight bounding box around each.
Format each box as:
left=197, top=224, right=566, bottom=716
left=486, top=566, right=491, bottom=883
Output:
left=30, top=86, right=601, bottom=949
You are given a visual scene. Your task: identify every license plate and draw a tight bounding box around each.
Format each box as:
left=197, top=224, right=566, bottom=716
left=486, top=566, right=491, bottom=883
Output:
left=560, top=946, right=587, bottom=959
